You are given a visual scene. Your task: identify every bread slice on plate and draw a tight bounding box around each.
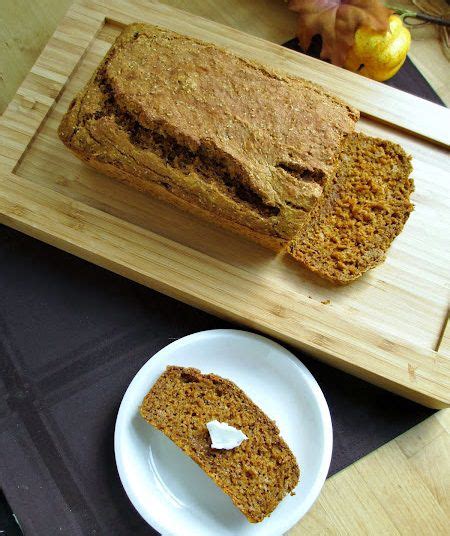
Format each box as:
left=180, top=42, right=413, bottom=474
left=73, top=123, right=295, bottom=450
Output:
left=140, top=366, right=300, bottom=523
left=288, top=132, right=414, bottom=284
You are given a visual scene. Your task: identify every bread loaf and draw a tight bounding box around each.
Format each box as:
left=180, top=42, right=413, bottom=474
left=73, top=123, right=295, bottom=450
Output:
left=140, top=366, right=300, bottom=523
left=58, top=23, right=413, bottom=282
left=58, top=23, right=358, bottom=249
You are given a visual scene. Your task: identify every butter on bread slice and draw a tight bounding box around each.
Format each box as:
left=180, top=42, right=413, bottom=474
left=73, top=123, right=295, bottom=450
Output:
left=140, top=366, right=300, bottom=523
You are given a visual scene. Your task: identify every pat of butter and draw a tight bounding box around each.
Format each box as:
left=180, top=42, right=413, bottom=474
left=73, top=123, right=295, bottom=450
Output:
left=206, top=420, right=248, bottom=450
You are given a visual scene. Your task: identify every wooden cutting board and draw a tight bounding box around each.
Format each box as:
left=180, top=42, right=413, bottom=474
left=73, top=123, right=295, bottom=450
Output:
left=0, top=0, right=449, bottom=408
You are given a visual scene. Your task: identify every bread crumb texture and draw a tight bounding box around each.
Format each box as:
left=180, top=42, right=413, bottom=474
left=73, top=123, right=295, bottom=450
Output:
left=140, top=366, right=300, bottom=523
left=289, top=132, right=414, bottom=284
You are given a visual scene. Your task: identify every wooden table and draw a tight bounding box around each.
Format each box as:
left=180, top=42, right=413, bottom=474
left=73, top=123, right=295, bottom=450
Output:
left=1, top=1, right=449, bottom=533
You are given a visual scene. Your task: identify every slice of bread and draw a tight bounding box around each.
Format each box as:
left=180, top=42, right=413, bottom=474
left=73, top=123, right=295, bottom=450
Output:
left=140, top=366, right=299, bottom=523
left=288, top=132, right=414, bottom=284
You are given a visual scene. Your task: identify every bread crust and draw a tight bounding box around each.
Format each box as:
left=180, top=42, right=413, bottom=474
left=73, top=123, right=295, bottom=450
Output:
left=58, top=22, right=358, bottom=249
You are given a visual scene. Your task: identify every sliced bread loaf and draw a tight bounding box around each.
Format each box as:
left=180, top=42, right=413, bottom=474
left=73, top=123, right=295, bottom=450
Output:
left=140, top=366, right=299, bottom=522
left=58, top=23, right=358, bottom=250
left=288, top=132, right=414, bottom=284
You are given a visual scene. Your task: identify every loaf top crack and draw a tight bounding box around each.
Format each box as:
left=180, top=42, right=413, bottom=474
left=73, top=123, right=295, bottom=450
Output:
left=105, top=24, right=358, bottom=192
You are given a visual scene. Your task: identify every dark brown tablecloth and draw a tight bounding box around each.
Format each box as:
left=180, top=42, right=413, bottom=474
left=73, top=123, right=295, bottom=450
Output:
left=0, top=42, right=443, bottom=535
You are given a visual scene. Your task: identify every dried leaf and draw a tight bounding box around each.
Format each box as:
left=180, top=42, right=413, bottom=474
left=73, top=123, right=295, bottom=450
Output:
left=288, top=0, right=392, bottom=66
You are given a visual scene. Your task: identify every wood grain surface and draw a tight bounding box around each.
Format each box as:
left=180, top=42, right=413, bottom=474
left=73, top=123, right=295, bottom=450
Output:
left=296, top=408, right=450, bottom=535
left=1, top=0, right=449, bottom=533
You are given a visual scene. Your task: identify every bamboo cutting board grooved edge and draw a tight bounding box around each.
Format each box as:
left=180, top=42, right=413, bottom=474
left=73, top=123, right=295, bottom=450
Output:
left=0, top=0, right=449, bottom=408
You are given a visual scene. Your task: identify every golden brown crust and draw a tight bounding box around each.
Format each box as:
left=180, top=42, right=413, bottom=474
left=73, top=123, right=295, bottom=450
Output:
left=140, top=366, right=300, bottom=523
left=57, top=142, right=286, bottom=251
left=288, top=132, right=414, bottom=284
left=58, top=22, right=358, bottom=248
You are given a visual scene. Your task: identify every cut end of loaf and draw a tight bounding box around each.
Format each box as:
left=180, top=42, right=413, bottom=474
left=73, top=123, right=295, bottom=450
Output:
left=288, top=132, right=414, bottom=284
left=140, top=366, right=300, bottom=523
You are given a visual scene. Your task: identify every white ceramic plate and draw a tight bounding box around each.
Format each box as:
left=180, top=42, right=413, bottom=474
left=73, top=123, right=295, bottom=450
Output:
left=115, top=329, right=332, bottom=536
